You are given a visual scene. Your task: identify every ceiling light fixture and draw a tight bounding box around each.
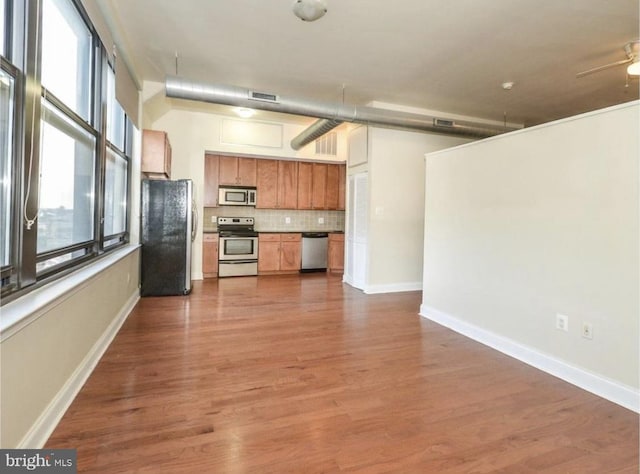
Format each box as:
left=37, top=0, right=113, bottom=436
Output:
left=292, top=0, right=327, bottom=22
left=235, top=107, right=255, bottom=118
left=627, top=59, right=640, bottom=76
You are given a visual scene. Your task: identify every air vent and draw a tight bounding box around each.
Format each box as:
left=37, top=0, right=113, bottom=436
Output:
left=249, top=91, right=279, bottom=103
left=434, top=118, right=455, bottom=128
left=315, top=131, right=337, bottom=156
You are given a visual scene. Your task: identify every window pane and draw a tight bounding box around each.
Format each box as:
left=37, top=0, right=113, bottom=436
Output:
left=0, top=68, right=14, bottom=268
left=0, top=0, right=6, bottom=56
left=104, top=149, right=127, bottom=236
left=37, top=101, right=95, bottom=254
left=41, top=0, right=92, bottom=120
left=106, top=67, right=125, bottom=150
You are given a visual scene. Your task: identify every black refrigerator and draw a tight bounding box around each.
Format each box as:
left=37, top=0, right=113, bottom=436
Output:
left=140, top=179, right=196, bottom=296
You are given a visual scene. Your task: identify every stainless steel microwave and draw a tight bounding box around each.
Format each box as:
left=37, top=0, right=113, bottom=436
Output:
left=218, top=186, right=257, bottom=206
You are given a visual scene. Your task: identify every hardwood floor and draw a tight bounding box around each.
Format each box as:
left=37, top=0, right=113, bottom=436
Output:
left=46, top=274, right=638, bottom=473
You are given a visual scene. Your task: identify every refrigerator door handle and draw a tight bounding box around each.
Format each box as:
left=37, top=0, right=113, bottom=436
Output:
left=191, top=201, right=198, bottom=242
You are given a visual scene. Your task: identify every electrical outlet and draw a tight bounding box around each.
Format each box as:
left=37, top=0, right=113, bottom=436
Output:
left=556, top=314, right=569, bottom=332
left=285, top=217, right=291, bottom=224
left=210, top=215, right=217, bottom=223
left=318, top=217, right=324, bottom=224
left=582, top=322, right=593, bottom=339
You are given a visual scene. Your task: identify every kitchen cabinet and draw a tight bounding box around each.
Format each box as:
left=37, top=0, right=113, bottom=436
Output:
left=328, top=233, right=344, bottom=273
left=297, top=162, right=344, bottom=210
left=203, top=233, right=219, bottom=278
left=219, top=156, right=257, bottom=186
left=256, top=160, right=278, bottom=208
left=297, top=162, right=313, bottom=209
left=141, top=129, right=172, bottom=179
left=257, top=159, right=298, bottom=209
left=258, top=233, right=301, bottom=273
left=326, top=164, right=340, bottom=210
left=298, top=162, right=329, bottom=210
left=337, top=164, right=346, bottom=210
left=204, top=154, right=220, bottom=207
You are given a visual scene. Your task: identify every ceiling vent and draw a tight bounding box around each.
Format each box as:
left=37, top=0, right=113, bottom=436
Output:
left=249, top=91, right=279, bottom=103
left=315, top=131, right=337, bottom=156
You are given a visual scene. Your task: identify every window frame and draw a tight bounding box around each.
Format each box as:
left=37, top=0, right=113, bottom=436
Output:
left=0, top=57, right=22, bottom=293
left=1, top=0, right=133, bottom=303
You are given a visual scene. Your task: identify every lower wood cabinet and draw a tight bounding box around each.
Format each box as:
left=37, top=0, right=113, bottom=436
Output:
left=258, top=233, right=301, bottom=274
left=328, top=232, right=344, bottom=274
left=203, top=233, right=219, bottom=278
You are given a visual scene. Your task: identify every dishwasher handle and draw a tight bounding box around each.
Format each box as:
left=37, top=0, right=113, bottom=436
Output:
left=302, top=232, right=329, bottom=238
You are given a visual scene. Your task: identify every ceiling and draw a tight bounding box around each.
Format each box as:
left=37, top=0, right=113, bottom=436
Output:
left=100, top=0, right=639, bottom=127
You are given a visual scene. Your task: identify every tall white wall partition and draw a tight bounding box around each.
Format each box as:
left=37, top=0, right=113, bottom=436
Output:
left=421, top=101, right=639, bottom=411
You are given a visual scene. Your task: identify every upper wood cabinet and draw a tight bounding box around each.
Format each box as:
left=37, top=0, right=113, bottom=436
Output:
left=297, top=162, right=344, bottom=210
left=297, top=162, right=313, bottom=209
left=219, top=156, right=257, bottom=186
left=256, top=160, right=278, bottom=208
left=337, top=164, right=346, bottom=211
left=141, top=129, right=172, bottom=179
left=256, top=159, right=298, bottom=209
left=326, top=164, right=340, bottom=210
left=204, top=154, right=220, bottom=207
left=277, top=161, right=298, bottom=209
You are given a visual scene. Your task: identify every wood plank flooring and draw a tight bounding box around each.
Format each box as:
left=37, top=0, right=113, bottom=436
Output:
left=46, top=274, right=639, bottom=473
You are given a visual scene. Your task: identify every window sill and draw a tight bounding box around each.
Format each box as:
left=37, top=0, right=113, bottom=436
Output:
left=0, top=244, right=140, bottom=342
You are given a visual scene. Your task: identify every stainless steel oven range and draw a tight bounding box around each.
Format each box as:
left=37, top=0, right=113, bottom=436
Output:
left=217, top=217, right=258, bottom=277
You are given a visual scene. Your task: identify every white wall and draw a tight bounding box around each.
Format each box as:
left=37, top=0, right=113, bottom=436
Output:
left=420, top=101, right=639, bottom=410
left=0, top=249, right=140, bottom=448
left=362, top=127, right=471, bottom=293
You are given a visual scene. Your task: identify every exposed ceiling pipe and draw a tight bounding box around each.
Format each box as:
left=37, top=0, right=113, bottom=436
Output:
left=165, top=76, right=517, bottom=145
left=291, top=118, right=343, bottom=150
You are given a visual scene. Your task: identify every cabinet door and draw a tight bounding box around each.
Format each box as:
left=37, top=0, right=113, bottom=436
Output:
left=237, top=158, right=257, bottom=186
left=204, top=154, right=220, bottom=207
left=256, top=159, right=278, bottom=208
left=328, top=233, right=344, bottom=273
left=142, top=129, right=171, bottom=179
left=338, top=164, right=346, bottom=211
left=325, top=164, right=340, bottom=210
left=277, top=161, right=298, bottom=209
left=311, top=163, right=327, bottom=209
left=297, top=162, right=313, bottom=209
left=203, top=234, right=219, bottom=277
left=280, top=233, right=301, bottom=271
left=219, top=156, right=239, bottom=185
left=258, top=235, right=281, bottom=272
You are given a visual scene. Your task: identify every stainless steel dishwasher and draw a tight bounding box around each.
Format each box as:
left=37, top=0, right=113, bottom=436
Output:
left=300, top=232, right=328, bottom=272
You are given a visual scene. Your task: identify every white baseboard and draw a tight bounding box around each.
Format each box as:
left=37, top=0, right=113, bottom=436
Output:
left=420, top=304, right=639, bottom=413
left=364, top=281, right=422, bottom=294
left=18, top=290, right=140, bottom=448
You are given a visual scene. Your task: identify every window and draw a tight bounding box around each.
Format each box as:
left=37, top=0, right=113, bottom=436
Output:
left=0, top=0, right=6, bottom=56
left=106, top=66, right=125, bottom=150
left=104, top=149, right=127, bottom=239
left=41, top=0, right=92, bottom=121
left=0, top=67, right=14, bottom=270
left=1, top=0, right=133, bottom=300
left=37, top=102, right=95, bottom=258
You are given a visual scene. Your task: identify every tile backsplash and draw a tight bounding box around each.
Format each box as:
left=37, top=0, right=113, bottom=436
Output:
left=203, top=207, right=344, bottom=232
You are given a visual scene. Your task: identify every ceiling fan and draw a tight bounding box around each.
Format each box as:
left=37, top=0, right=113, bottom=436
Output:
left=576, top=40, right=640, bottom=78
